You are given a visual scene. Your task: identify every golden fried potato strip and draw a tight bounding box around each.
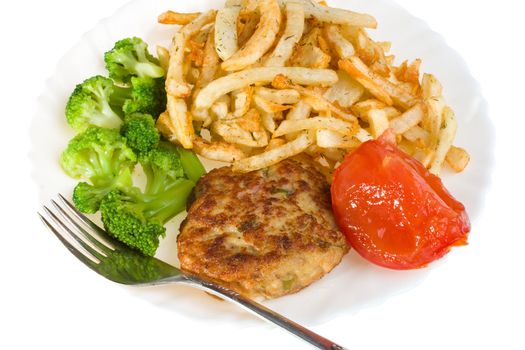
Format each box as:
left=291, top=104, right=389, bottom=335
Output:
left=158, top=11, right=201, bottom=25
left=339, top=57, right=393, bottom=105
left=194, top=67, right=338, bottom=110
left=232, top=132, right=313, bottom=172
left=278, top=0, right=377, bottom=28
left=222, top=0, right=282, bottom=71
left=166, top=10, right=217, bottom=98
left=215, top=5, right=241, bottom=61
left=264, top=1, right=305, bottom=67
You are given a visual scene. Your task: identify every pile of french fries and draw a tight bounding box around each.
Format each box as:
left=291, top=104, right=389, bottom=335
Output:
left=155, top=0, right=469, bottom=178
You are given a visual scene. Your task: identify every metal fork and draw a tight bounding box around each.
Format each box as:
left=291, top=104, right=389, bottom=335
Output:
left=38, top=194, right=346, bottom=350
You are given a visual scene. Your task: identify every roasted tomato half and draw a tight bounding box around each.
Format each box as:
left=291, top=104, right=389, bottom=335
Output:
left=331, top=130, right=470, bottom=270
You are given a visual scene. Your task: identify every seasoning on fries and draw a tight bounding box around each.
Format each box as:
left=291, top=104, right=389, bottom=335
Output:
left=157, top=0, right=469, bottom=178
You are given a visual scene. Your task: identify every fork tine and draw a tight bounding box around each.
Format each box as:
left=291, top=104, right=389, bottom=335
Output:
left=43, top=206, right=107, bottom=262
left=58, top=194, right=115, bottom=249
left=38, top=213, right=99, bottom=269
left=51, top=199, right=113, bottom=256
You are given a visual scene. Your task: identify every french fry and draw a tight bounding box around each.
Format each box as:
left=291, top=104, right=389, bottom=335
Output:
left=186, top=67, right=201, bottom=85
left=366, top=109, right=390, bottom=138
left=273, top=116, right=357, bottom=137
left=193, top=137, right=247, bottom=162
left=213, top=120, right=268, bottom=147
left=156, top=46, right=170, bottom=72
left=339, top=57, right=393, bottom=105
left=166, top=10, right=217, bottom=98
left=254, top=87, right=301, bottom=105
left=156, top=0, right=467, bottom=174
left=166, top=96, right=194, bottom=148
left=355, top=29, right=390, bottom=76
left=323, top=70, right=364, bottom=108
left=236, top=0, right=257, bottom=11
left=279, top=0, right=377, bottom=28
left=397, top=138, right=418, bottom=156
left=215, top=5, right=241, bottom=61
left=166, top=31, right=188, bottom=97
left=235, top=108, right=262, bottom=132
left=261, top=111, right=277, bottom=133
left=290, top=27, right=331, bottom=69
left=237, top=11, right=260, bottom=47
left=320, top=147, right=346, bottom=163
left=421, top=73, right=443, bottom=99
left=377, top=41, right=392, bottom=53
left=232, top=132, right=313, bottom=172
left=189, top=39, right=205, bottom=67
left=195, top=30, right=220, bottom=90
left=194, top=67, right=338, bottom=110
left=389, top=102, right=426, bottom=134
left=374, top=75, right=418, bottom=110
left=272, top=74, right=358, bottom=122
left=316, top=129, right=360, bottom=148
left=156, top=111, right=176, bottom=141
left=413, top=148, right=435, bottom=168
left=382, top=106, right=402, bottom=119
left=429, top=106, right=457, bottom=175
left=253, top=95, right=293, bottom=114
left=265, top=1, right=305, bottom=67
left=395, top=59, right=422, bottom=85
left=403, top=125, right=430, bottom=148
left=354, top=128, right=373, bottom=142
left=446, top=145, right=470, bottom=173
left=287, top=99, right=312, bottom=120
left=325, top=25, right=355, bottom=59
left=210, top=94, right=230, bottom=120
left=222, top=0, right=281, bottom=71
left=231, top=87, right=253, bottom=117
left=192, top=106, right=210, bottom=123
left=423, top=95, right=446, bottom=147
left=158, top=11, right=201, bottom=25
left=265, top=138, right=287, bottom=150
left=351, top=99, right=386, bottom=116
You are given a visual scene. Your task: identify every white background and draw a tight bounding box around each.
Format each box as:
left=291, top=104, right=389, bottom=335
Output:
left=1, top=1, right=524, bottom=349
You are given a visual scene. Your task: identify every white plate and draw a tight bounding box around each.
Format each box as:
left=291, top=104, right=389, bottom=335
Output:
left=30, top=0, right=493, bottom=328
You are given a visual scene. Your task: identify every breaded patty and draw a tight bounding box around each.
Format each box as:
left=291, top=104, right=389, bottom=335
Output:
left=177, top=159, right=349, bottom=299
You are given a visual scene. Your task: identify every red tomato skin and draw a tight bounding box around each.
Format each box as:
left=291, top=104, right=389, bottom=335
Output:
left=331, top=131, right=470, bottom=270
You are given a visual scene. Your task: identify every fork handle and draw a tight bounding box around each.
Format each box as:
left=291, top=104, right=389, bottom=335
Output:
left=176, top=274, right=346, bottom=350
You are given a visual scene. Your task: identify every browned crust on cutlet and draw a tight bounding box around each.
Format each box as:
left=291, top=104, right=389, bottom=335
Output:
left=177, top=159, right=349, bottom=299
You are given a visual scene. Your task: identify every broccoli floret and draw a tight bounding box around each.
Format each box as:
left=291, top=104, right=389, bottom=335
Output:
left=104, top=37, right=165, bottom=85
left=112, top=77, right=166, bottom=118
left=100, top=189, right=167, bottom=256
left=72, top=168, right=132, bottom=214
left=60, top=126, right=136, bottom=182
left=60, top=127, right=137, bottom=212
left=100, top=143, right=196, bottom=256
left=121, top=113, right=160, bottom=153
left=73, top=182, right=110, bottom=214
left=65, top=76, right=123, bottom=132
left=141, top=143, right=185, bottom=195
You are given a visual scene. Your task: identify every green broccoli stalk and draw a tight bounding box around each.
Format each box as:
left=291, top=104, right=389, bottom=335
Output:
left=65, top=76, right=123, bottom=132
left=100, top=143, right=196, bottom=256
left=110, top=77, right=166, bottom=118
left=141, top=143, right=186, bottom=194
left=104, top=37, right=165, bottom=85
left=60, top=126, right=137, bottom=212
left=177, top=147, right=206, bottom=183
left=121, top=113, right=160, bottom=153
